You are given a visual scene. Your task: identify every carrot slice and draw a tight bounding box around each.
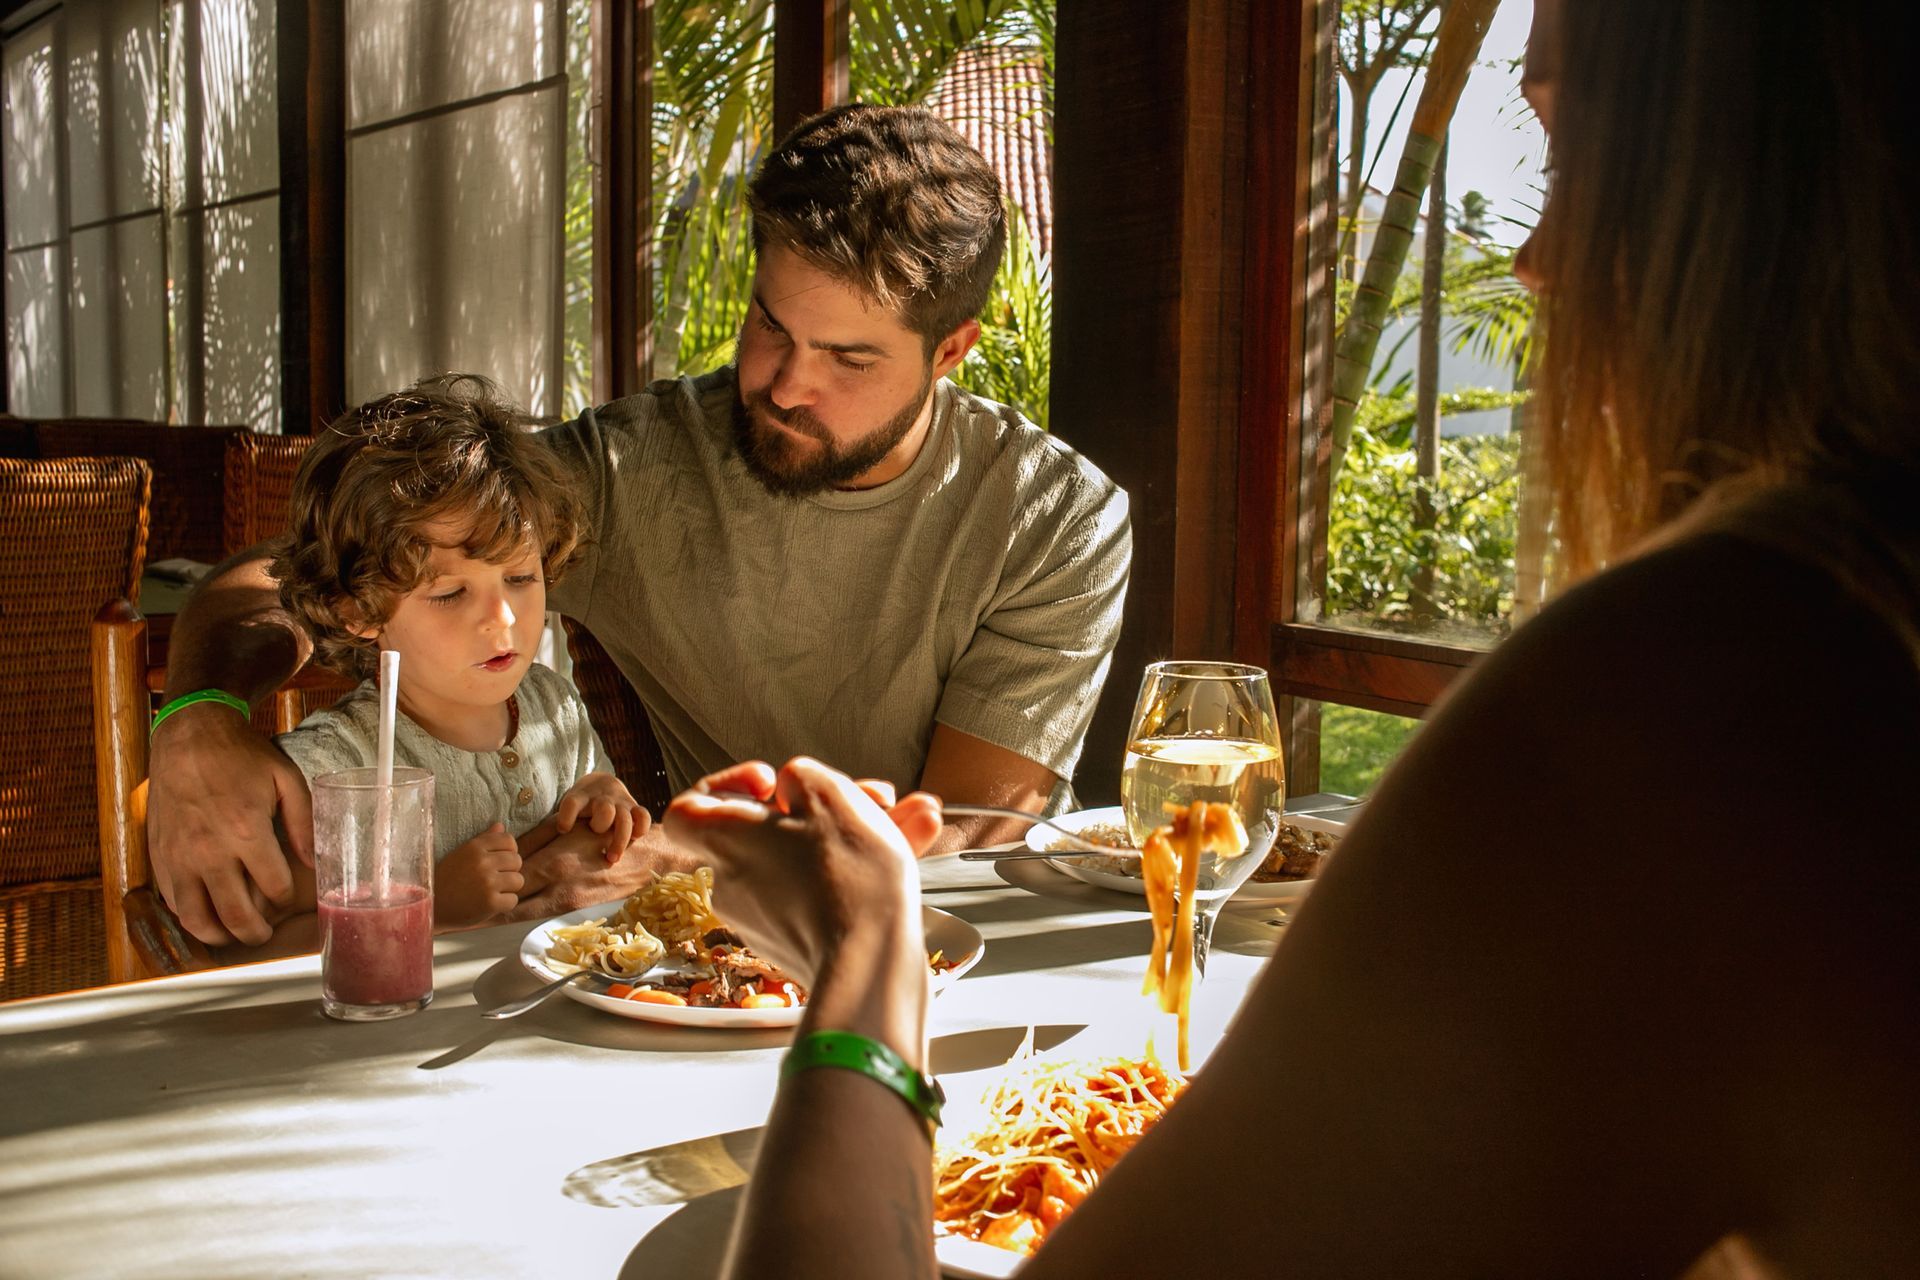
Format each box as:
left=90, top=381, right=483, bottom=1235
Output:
left=624, top=987, right=688, bottom=1006
left=740, top=991, right=792, bottom=1009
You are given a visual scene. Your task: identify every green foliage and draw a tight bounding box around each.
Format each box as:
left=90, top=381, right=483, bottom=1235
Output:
left=949, top=205, right=1051, bottom=429
left=1317, top=702, right=1421, bottom=797
left=650, top=0, right=775, bottom=380
left=1327, top=390, right=1523, bottom=634
left=851, top=1, right=1025, bottom=106
left=632, top=0, right=1056, bottom=419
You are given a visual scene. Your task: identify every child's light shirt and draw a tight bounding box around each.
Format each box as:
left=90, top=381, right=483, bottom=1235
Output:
left=275, top=663, right=609, bottom=861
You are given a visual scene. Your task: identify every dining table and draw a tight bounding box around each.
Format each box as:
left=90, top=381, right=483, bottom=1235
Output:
left=0, top=806, right=1351, bottom=1280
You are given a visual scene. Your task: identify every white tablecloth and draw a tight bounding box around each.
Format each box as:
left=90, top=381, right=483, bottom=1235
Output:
left=0, top=854, right=1295, bottom=1279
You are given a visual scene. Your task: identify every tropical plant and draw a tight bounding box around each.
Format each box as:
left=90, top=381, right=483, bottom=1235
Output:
left=1330, top=0, right=1502, bottom=481
left=1336, top=0, right=1444, bottom=282
left=949, top=205, right=1051, bottom=428
left=650, top=0, right=776, bottom=379
left=1327, top=397, right=1521, bottom=632
left=635, top=0, right=1058, bottom=424
left=851, top=1, right=1027, bottom=106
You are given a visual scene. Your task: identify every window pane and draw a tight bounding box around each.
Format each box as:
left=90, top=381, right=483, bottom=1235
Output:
left=650, top=0, right=771, bottom=379
left=169, top=197, right=280, bottom=429
left=167, top=0, right=278, bottom=209
left=3, top=17, right=62, bottom=250
left=65, top=0, right=163, bottom=227
left=346, top=0, right=562, bottom=130
left=347, top=88, right=564, bottom=417
left=1309, top=0, right=1545, bottom=647
left=4, top=246, right=67, bottom=415
left=560, top=0, right=590, bottom=417
left=1299, top=700, right=1421, bottom=798
left=71, top=215, right=166, bottom=419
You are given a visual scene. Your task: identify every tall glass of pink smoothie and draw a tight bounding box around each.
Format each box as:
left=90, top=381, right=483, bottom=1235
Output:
left=314, top=767, right=436, bottom=1021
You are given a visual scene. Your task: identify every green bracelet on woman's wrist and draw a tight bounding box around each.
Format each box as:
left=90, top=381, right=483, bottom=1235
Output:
left=781, top=1030, right=945, bottom=1139
left=150, top=689, right=251, bottom=737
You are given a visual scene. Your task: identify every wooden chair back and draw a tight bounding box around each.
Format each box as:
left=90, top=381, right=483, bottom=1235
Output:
left=91, top=606, right=356, bottom=981
left=563, top=620, right=673, bottom=815
left=220, top=432, right=355, bottom=732
left=91, top=603, right=216, bottom=981
left=222, top=432, right=315, bottom=557
left=33, top=421, right=238, bottom=563
left=1, top=457, right=151, bottom=1001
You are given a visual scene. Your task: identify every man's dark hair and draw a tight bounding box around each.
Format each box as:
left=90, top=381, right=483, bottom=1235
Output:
left=747, top=104, right=1006, bottom=352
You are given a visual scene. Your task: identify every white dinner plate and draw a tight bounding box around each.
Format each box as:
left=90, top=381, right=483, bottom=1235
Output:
left=1032, top=805, right=1351, bottom=903
left=935, top=1231, right=1026, bottom=1278
left=518, top=900, right=985, bottom=1028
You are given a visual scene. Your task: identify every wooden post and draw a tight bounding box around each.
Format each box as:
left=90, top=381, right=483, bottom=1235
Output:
left=592, top=0, right=653, bottom=399
left=772, top=0, right=849, bottom=140
left=1052, top=0, right=1256, bottom=802
left=92, top=599, right=151, bottom=983
left=279, top=0, right=346, bottom=434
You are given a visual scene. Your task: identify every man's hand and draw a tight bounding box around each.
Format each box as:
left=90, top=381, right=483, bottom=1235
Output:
left=147, top=704, right=312, bottom=947
left=507, top=821, right=663, bottom=920
left=433, top=823, right=525, bottom=928
left=552, top=771, right=651, bottom=863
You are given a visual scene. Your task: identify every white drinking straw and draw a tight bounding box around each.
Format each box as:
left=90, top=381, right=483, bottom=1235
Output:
left=373, top=649, right=400, bottom=898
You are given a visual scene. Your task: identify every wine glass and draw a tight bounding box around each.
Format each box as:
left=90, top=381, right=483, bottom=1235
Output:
left=1121, top=661, right=1284, bottom=976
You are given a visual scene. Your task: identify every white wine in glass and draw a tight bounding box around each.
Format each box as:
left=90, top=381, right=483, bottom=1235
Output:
left=1121, top=661, right=1285, bottom=903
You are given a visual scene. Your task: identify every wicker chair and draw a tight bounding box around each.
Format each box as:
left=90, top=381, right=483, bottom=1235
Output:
left=220, top=432, right=355, bottom=731
left=563, top=619, right=673, bottom=815
left=1, top=457, right=151, bottom=1001
left=222, top=432, right=315, bottom=557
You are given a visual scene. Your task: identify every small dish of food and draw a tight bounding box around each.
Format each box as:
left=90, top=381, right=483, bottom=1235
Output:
left=1236, top=810, right=1349, bottom=901
left=1028, top=804, right=1354, bottom=902
left=1023, top=806, right=1147, bottom=896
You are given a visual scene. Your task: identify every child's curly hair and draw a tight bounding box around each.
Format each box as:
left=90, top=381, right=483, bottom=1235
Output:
left=272, top=374, right=586, bottom=679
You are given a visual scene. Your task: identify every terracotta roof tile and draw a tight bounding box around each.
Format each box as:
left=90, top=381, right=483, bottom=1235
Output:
left=928, top=45, right=1052, bottom=257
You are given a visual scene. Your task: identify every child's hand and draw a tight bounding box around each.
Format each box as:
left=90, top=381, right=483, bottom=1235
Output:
left=554, top=772, right=652, bottom=864
left=434, top=822, right=524, bottom=927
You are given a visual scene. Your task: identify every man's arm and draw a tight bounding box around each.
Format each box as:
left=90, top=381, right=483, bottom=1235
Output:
left=147, top=544, right=316, bottom=946
left=917, top=724, right=1057, bottom=854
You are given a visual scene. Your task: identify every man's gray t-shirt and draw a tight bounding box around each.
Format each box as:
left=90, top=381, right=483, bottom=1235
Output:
left=541, top=368, right=1131, bottom=794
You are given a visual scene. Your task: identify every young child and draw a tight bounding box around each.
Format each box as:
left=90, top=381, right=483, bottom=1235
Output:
left=257, top=374, right=649, bottom=946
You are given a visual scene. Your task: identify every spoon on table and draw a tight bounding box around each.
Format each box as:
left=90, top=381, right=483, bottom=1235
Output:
left=483, top=965, right=656, bottom=1019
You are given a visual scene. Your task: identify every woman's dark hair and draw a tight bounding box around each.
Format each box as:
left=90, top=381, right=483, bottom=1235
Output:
left=1528, top=1, right=1917, bottom=586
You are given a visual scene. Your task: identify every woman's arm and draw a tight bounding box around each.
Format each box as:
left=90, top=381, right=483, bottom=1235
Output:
left=663, top=760, right=945, bottom=1280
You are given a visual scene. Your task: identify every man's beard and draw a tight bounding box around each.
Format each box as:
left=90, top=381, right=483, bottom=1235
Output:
left=730, top=370, right=932, bottom=498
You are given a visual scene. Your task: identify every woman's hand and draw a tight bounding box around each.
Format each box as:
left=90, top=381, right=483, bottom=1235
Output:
left=553, top=771, right=652, bottom=863
left=662, top=758, right=943, bottom=987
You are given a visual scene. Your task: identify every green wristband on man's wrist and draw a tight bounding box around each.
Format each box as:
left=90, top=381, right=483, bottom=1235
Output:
left=151, top=689, right=251, bottom=737
left=780, top=1029, right=944, bottom=1139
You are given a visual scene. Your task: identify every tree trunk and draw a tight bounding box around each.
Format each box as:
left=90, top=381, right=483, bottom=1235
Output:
left=1411, top=136, right=1447, bottom=624
left=1328, top=0, right=1500, bottom=481
left=1339, top=80, right=1370, bottom=284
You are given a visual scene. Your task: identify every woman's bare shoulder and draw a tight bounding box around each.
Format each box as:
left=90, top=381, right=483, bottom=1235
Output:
left=1426, top=529, right=1920, bottom=828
